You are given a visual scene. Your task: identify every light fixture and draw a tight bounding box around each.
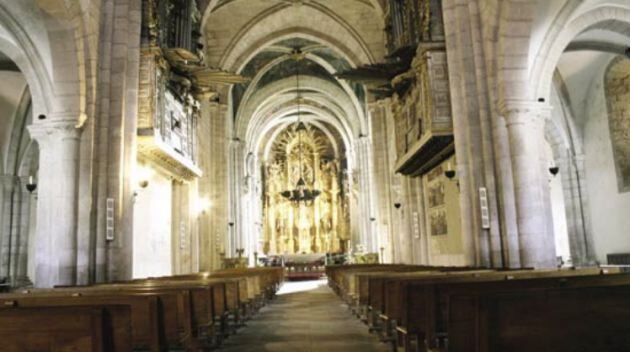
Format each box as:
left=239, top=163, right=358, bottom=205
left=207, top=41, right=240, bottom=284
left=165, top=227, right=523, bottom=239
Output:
left=136, top=165, right=154, bottom=188
left=25, top=175, right=37, bottom=193
left=444, top=161, right=456, bottom=180
left=549, top=166, right=559, bottom=176
left=394, top=202, right=402, bottom=209
left=280, top=49, right=321, bottom=206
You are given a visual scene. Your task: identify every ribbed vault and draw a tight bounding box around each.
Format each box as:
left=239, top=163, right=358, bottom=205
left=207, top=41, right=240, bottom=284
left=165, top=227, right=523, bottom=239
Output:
left=201, top=0, right=385, bottom=256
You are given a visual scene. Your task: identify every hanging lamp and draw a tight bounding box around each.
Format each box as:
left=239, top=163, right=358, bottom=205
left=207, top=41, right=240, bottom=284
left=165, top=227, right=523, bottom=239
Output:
left=280, top=50, right=321, bottom=206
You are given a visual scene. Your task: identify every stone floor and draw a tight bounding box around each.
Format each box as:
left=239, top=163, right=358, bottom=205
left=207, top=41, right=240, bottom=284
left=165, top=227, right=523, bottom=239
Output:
left=217, top=279, right=390, bottom=352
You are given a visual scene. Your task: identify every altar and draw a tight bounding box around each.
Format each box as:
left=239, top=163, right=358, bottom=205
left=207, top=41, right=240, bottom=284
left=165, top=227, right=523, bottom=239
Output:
left=261, top=124, right=350, bottom=255
left=266, top=253, right=327, bottom=281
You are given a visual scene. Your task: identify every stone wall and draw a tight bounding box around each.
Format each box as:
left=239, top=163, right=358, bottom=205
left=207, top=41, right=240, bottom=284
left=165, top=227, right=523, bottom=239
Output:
left=132, top=168, right=173, bottom=278
left=585, top=62, right=630, bottom=263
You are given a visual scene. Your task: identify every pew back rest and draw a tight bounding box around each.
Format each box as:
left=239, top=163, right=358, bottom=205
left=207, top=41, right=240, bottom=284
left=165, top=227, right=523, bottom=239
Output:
left=0, top=304, right=132, bottom=352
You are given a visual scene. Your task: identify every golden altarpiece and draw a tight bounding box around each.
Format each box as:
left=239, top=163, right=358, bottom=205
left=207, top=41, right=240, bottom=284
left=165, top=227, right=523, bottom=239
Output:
left=262, top=125, right=349, bottom=255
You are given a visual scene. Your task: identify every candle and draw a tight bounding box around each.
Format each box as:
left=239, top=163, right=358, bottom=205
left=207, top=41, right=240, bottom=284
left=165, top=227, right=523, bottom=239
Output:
left=28, top=176, right=34, bottom=184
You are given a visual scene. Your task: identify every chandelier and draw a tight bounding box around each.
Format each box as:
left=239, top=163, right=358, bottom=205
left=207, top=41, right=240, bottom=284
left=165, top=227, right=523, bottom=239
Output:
left=280, top=51, right=321, bottom=206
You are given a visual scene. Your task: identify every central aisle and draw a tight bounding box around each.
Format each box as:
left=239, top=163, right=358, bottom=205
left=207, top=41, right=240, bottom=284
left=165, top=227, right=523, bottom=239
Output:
left=217, top=279, right=390, bottom=352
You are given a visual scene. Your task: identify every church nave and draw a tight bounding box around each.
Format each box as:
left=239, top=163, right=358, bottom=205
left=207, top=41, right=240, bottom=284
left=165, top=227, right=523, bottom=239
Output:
left=1, top=0, right=630, bottom=350
left=217, top=279, right=389, bottom=352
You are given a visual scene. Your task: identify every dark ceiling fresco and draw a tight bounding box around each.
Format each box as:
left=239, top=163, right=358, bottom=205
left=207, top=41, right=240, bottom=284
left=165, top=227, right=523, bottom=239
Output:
left=231, top=37, right=366, bottom=118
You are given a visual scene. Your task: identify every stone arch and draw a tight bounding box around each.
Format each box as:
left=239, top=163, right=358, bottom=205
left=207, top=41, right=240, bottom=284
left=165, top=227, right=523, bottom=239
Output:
left=253, top=105, right=353, bottom=165
left=229, top=27, right=370, bottom=73
left=542, top=70, right=598, bottom=266
left=531, top=5, right=630, bottom=102
left=35, top=0, right=93, bottom=122
left=237, top=75, right=364, bottom=142
left=0, top=81, right=39, bottom=286
left=4, top=88, right=32, bottom=175
left=0, top=1, right=90, bottom=124
left=203, top=0, right=385, bottom=20
left=246, top=93, right=356, bottom=147
left=0, top=20, right=53, bottom=117
left=235, top=51, right=361, bottom=117
left=202, top=1, right=382, bottom=69
left=259, top=119, right=342, bottom=161
left=496, top=0, right=538, bottom=102
left=207, top=4, right=377, bottom=70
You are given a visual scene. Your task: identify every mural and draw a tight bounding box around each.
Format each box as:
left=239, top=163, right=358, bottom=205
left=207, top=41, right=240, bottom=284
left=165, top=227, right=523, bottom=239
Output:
left=262, top=124, right=349, bottom=254
left=426, top=165, right=447, bottom=236
left=605, top=58, right=630, bottom=192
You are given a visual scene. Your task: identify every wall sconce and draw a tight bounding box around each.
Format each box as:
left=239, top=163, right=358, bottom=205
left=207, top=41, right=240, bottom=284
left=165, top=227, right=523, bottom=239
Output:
left=444, top=161, right=456, bottom=180
left=549, top=166, right=559, bottom=176
left=370, top=217, right=376, bottom=222
left=394, top=202, right=402, bottom=209
left=135, top=165, right=154, bottom=189
left=228, top=222, right=234, bottom=227
left=25, top=175, right=37, bottom=193
left=444, top=161, right=460, bottom=190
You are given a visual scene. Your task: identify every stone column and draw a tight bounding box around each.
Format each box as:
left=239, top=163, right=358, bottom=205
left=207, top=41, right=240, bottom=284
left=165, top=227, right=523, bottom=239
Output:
left=28, top=119, right=82, bottom=287
left=501, top=101, right=556, bottom=268
left=356, top=136, right=376, bottom=253
left=0, top=175, right=17, bottom=279
left=228, top=138, right=243, bottom=257
left=492, top=115, right=521, bottom=268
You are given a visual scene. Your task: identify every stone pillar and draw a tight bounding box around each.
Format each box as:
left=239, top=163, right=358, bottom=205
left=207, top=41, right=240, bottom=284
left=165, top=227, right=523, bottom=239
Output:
left=356, top=136, right=376, bottom=253
left=0, top=175, right=17, bottom=279
left=228, top=138, right=243, bottom=257
left=502, top=102, right=556, bottom=268
left=492, top=115, right=521, bottom=268
left=28, top=119, right=82, bottom=287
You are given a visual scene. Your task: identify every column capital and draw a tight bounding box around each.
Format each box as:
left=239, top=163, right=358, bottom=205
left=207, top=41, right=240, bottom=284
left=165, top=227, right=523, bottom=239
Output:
left=499, top=100, right=552, bottom=127
left=499, top=99, right=551, bottom=115
left=27, top=119, right=82, bottom=145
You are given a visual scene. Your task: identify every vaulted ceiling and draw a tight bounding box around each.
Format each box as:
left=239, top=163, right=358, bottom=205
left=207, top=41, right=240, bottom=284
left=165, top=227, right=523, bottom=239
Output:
left=201, top=0, right=386, bottom=164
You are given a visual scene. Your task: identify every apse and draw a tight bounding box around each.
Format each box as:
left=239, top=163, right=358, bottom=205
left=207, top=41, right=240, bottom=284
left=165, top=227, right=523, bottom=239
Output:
left=261, top=121, right=349, bottom=255
left=228, top=36, right=374, bottom=260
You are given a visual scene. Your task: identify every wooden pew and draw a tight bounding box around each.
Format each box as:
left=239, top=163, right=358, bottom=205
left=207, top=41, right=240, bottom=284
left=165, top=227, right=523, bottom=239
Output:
left=52, top=279, right=221, bottom=350
left=106, top=279, right=231, bottom=349
left=329, top=265, right=630, bottom=352
left=137, top=274, right=244, bottom=340
left=1, top=291, right=161, bottom=351
left=327, top=264, right=413, bottom=301
left=148, top=267, right=283, bottom=333
left=446, top=273, right=630, bottom=352
left=393, top=268, right=623, bottom=352
left=0, top=304, right=133, bottom=352
left=1, top=268, right=280, bottom=351
left=366, top=270, right=493, bottom=345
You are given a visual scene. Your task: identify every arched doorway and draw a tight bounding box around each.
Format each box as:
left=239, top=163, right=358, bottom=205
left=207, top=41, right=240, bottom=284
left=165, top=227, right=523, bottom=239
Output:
left=0, top=49, right=39, bottom=286
left=534, top=6, right=630, bottom=265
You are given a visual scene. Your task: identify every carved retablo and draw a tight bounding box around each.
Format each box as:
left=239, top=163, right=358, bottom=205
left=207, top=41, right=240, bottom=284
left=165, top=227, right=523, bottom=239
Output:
left=262, top=124, right=349, bottom=255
